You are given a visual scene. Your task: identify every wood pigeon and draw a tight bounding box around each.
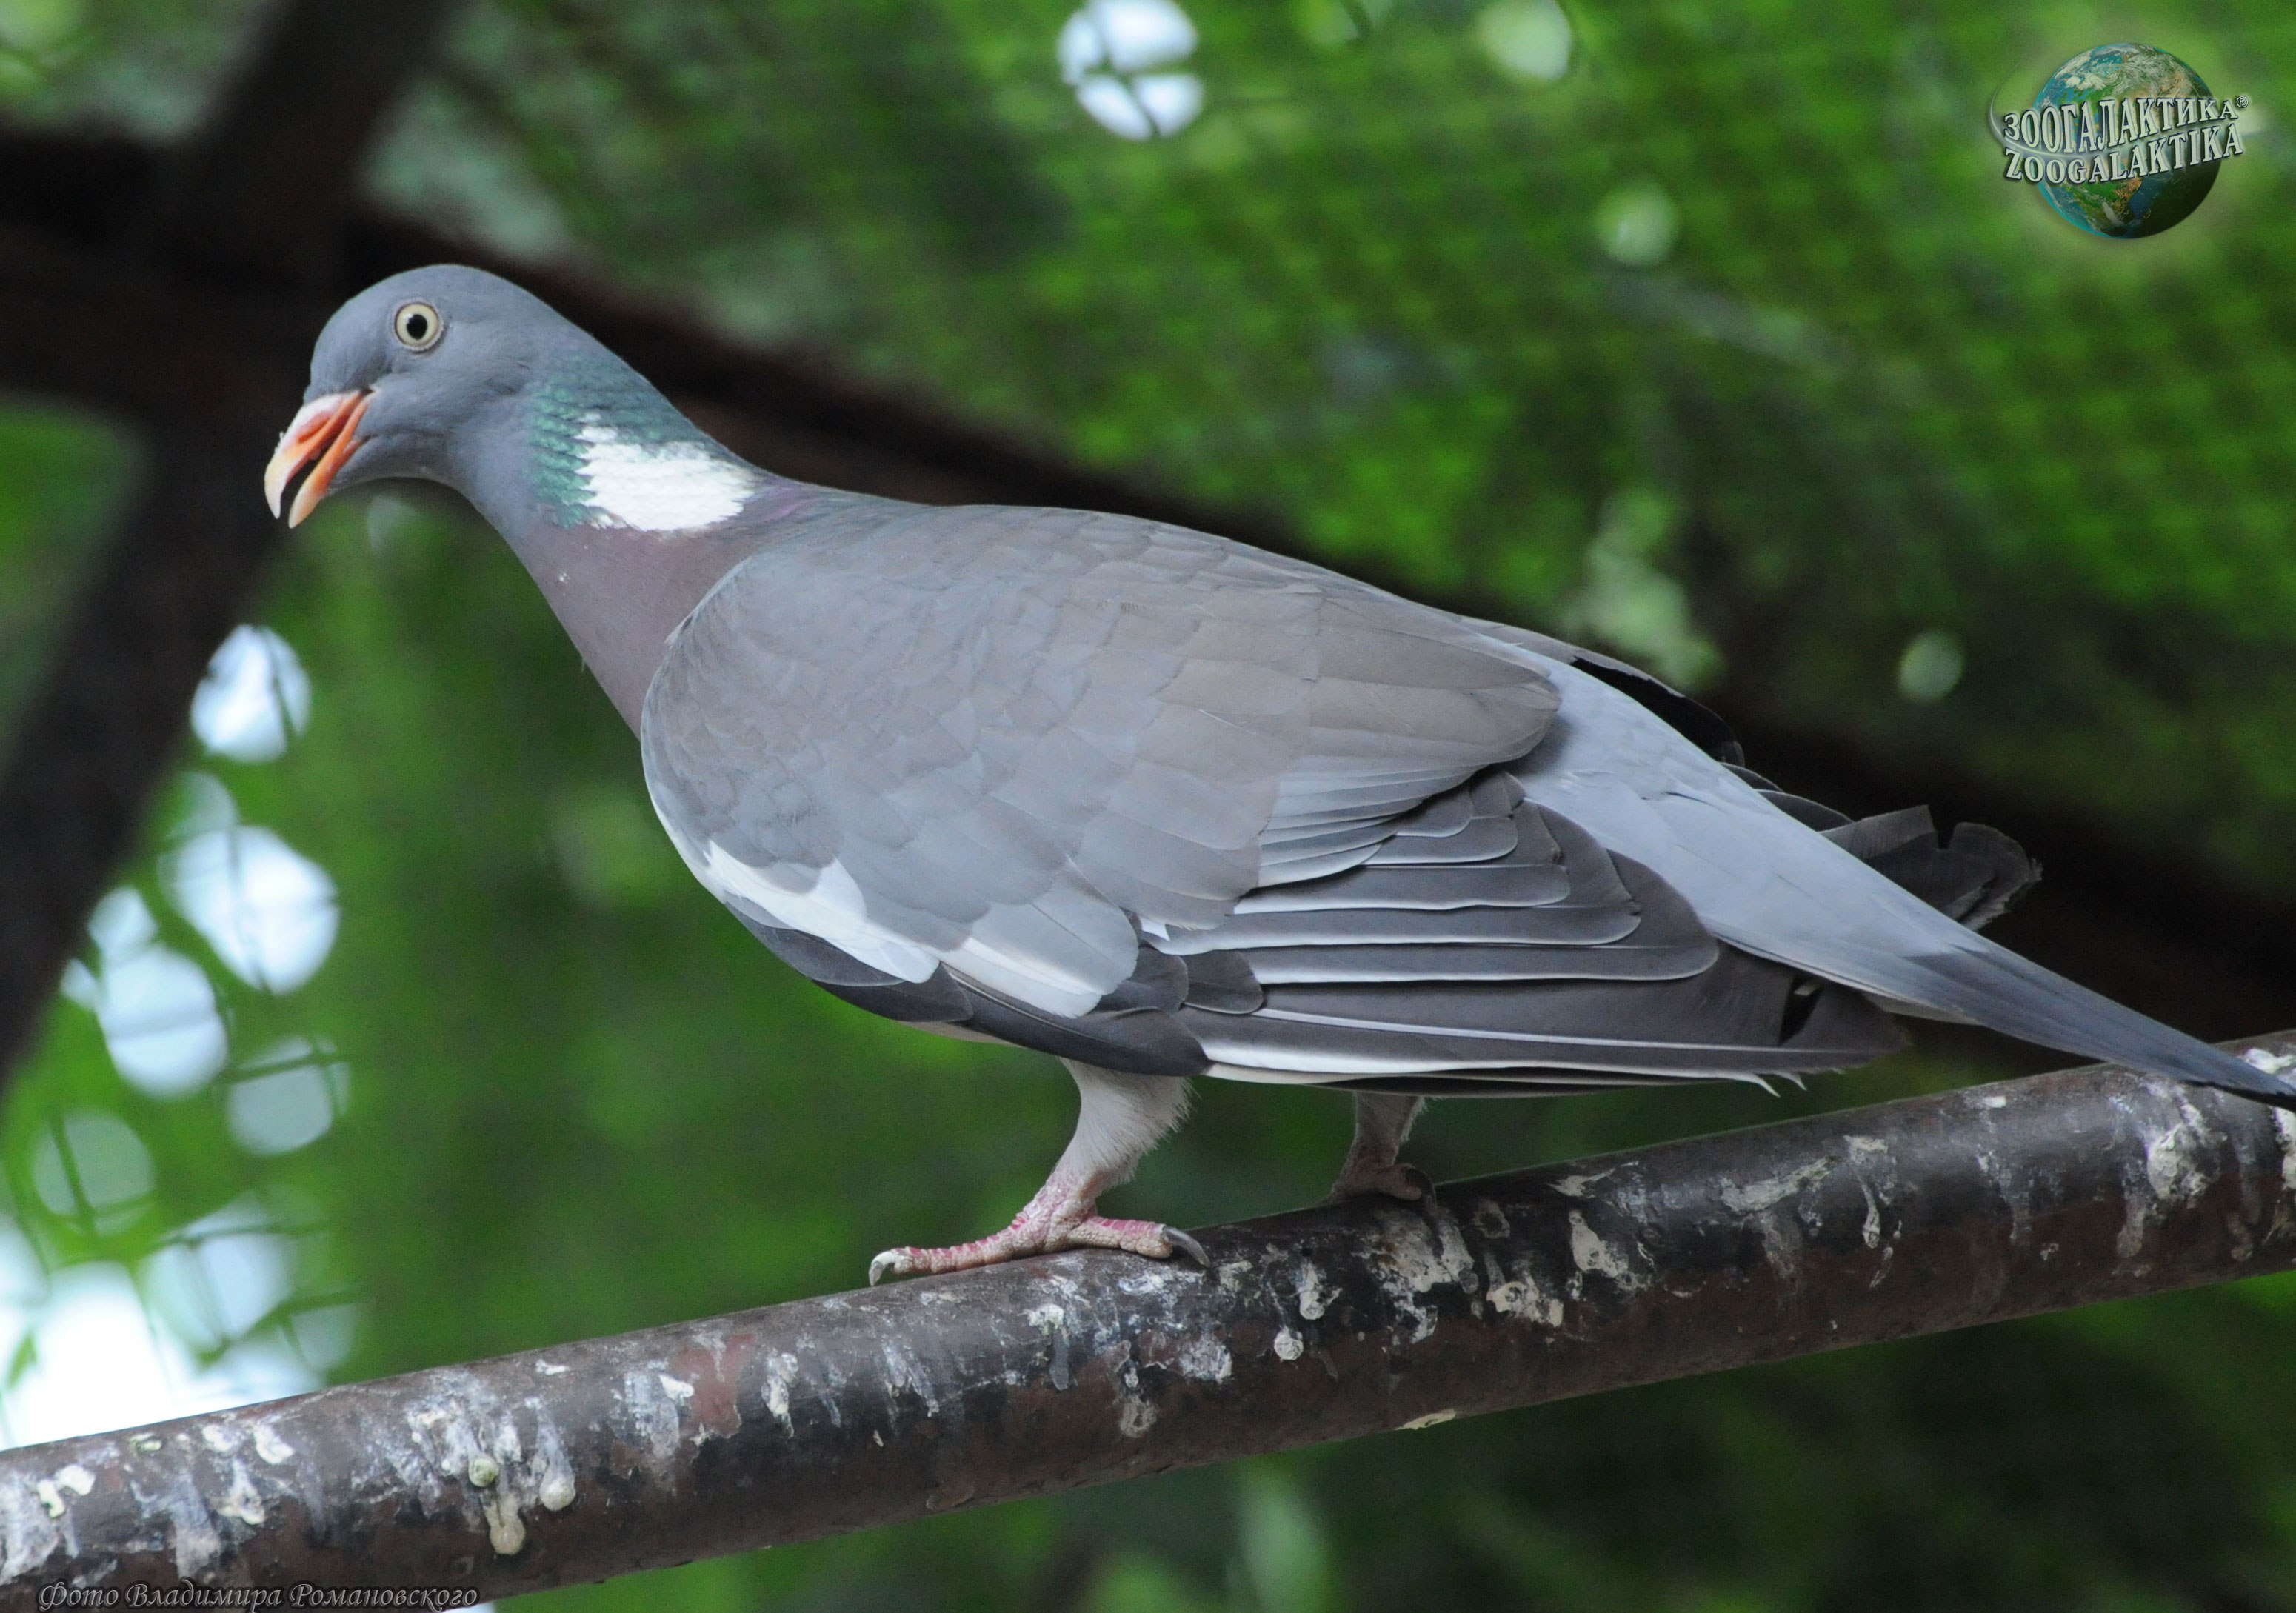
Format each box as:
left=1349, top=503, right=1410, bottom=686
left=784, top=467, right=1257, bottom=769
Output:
left=267, top=266, right=2294, bottom=1283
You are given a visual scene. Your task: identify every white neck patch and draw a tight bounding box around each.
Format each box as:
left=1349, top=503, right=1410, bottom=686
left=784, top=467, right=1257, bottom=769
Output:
left=577, top=417, right=761, bottom=532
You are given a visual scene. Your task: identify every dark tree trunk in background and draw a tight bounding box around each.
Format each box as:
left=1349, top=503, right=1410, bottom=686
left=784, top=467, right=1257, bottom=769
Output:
left=0, top=0, right=460, bottom=1081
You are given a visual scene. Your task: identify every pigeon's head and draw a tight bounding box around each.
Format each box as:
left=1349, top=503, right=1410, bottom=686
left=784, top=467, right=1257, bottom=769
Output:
left=265, top=265, right=570, bottom=527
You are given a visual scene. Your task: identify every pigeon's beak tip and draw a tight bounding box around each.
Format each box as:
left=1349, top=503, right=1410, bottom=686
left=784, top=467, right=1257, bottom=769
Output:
left=264, top=390, right=370, bottom=527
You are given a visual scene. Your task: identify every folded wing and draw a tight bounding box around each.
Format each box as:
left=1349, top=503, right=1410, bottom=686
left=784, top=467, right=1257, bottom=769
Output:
left=642, top=503, right=1559, bottom=1021
left=641, top=501, right=2033, bottom=1096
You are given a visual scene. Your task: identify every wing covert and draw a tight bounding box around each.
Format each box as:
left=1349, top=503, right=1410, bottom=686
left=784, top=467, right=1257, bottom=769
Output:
left=641, top=502, right=1561, bottom=1018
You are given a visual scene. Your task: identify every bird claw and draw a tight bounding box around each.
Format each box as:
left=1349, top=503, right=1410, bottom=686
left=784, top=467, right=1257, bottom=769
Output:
left=1163, top=1226, right=1211, bottom=1268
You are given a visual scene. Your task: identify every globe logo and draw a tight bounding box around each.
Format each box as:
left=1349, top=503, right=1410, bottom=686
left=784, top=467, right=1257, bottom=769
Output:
left=1998, top=44, right=2249, bottom=238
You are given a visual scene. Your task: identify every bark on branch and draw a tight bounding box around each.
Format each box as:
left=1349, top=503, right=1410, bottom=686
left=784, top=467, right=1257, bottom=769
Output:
left=3, top=1033, right=2294, bottom=1603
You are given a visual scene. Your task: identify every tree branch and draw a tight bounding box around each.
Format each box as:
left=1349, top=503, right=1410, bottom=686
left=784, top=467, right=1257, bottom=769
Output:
left=1, top=1034, right=2291, bottom=1602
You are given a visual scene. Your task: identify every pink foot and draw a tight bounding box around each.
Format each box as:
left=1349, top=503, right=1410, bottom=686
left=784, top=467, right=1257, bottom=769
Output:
left=869, top=1175, right=1207, bottom=1284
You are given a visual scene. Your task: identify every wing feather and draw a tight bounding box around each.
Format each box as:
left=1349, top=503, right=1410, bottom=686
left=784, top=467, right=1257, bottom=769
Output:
left=645, top=503, right=1558, bottom=1016
left=647, top=502, right=2197, bottom=1106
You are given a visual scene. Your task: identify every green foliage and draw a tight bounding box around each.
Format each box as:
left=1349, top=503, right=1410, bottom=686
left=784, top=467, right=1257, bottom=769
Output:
left=4, top=0, right=2296, bottom=1607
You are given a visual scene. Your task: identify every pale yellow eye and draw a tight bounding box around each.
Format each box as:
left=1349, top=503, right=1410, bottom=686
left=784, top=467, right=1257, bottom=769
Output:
left=393, top=301, right=444, bottom=351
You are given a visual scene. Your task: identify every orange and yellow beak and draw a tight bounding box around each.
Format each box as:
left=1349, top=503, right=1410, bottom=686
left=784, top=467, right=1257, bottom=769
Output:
left=263, top=390, right=372, bottom=527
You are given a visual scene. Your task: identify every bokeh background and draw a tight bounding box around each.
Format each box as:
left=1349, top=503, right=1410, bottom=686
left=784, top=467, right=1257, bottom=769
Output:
left=4, top=1, right=2296, bottom=1607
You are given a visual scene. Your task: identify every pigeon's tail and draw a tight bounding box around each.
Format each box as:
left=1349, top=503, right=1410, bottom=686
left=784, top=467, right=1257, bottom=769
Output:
left=1861, top=936, right=2295, bottom=1106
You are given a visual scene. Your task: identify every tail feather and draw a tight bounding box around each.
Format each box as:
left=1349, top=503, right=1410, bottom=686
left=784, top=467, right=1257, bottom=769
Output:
left=1496, top=653, right=2275, bottom=1108
left=1866, top=938, right=2295, bottom=1106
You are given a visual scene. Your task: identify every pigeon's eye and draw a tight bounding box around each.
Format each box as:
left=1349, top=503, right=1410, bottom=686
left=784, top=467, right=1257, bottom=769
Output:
left=393, top=301, right=444, bottom=352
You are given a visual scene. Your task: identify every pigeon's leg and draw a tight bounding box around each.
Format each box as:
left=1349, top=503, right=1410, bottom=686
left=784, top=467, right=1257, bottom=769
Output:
left=1326, top=1092, right=1429, bottom=1202
left=869, top=1063, right=1202, bottom=1284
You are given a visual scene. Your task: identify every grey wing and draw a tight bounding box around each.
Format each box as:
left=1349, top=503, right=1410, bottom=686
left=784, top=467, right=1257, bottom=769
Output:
left=1192, top=645, right=2286, bottom=1103
left=1161, top=641, right=2059, bottom=1093
left=641, top=503, right=1561, bottom=1066
left=1164, top=775, right=1906, bottom=1092
left=643, top=499, right=2086, bottom=1096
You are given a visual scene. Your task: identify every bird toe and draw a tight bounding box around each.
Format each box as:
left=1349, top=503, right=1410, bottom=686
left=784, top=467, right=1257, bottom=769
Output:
left=1324, top=1161, right=1430, bottom=1204
left=1058, top=1215, right=1204, bottom=1264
